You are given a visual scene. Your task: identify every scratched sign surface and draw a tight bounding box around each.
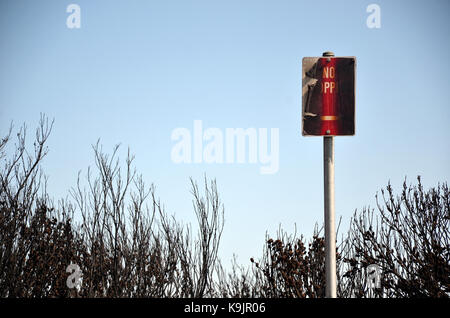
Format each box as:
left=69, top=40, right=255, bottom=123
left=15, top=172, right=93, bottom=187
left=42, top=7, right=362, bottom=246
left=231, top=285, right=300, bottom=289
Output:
left=302, top=57, right=356, bottom=136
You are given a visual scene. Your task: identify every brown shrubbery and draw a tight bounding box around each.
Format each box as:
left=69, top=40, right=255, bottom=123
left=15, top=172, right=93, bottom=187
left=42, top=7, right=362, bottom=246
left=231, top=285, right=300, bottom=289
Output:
left=0, top=116, right=448, bottom=297
left=0, top=116, right=225, bottom=297
left=340, top=177, right=450, bottom=297
left=250, top=232, right=328, bottom=298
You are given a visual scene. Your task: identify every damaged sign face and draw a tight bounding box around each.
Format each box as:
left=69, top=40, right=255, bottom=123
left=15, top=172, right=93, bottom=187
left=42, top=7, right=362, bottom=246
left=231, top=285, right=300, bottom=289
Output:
left=302, top=56, right=356, bottom=136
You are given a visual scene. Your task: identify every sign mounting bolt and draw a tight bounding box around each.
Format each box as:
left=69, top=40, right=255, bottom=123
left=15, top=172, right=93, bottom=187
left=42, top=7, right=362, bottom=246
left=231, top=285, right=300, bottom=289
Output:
left=323, top=51, right=334, bottom=62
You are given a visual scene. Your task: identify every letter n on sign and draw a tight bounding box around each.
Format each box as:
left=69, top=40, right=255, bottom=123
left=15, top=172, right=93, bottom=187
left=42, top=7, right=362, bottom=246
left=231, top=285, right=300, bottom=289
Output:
left=302, top=56, right=356, bottom=136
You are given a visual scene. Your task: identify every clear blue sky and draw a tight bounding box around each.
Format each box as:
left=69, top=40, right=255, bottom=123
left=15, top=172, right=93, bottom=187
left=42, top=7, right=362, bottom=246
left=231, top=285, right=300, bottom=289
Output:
left=1, top=0, right=449, bottom=266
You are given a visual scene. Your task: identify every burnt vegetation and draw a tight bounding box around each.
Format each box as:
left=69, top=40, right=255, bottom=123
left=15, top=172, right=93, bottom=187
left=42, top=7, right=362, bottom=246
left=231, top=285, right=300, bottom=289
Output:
left=0, top=116, right=448, bottom=298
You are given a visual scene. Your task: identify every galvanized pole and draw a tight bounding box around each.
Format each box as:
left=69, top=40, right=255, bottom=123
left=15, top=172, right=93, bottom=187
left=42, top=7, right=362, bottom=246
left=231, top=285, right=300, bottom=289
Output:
left=324, top=135, right=336, bottom=297
left=323, top=51, right=337, bottom=298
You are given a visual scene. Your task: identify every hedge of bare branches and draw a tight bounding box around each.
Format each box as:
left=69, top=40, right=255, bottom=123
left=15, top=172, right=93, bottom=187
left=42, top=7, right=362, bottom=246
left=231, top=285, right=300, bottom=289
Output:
left=1, top=116, right=448, bottom=298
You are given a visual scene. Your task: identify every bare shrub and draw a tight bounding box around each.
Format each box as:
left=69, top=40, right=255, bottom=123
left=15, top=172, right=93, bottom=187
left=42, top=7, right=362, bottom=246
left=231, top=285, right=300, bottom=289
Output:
left=70, top=142, right=225, bottom=297
left=0, top=117, right=225, bottom=298
left=1, top=116, right=448, bottom=298
left=341, top=177, right=450, bottom=298
left=245, top=226, right=343, bottom=298
left=0, top=115, right=78, bottom=297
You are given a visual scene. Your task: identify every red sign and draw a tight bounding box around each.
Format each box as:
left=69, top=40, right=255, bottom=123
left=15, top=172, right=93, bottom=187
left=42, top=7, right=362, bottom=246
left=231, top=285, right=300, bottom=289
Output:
left=302, top=57, right=356, bottom=136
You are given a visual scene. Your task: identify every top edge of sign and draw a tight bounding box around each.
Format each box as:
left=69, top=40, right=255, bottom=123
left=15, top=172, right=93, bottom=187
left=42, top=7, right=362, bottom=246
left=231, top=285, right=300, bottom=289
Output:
left=302, top=56, right=356, bottom=60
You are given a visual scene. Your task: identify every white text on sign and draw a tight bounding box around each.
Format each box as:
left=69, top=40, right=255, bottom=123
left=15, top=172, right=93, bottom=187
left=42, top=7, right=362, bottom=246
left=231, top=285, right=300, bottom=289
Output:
left=322, top=66, right=336, bottom=94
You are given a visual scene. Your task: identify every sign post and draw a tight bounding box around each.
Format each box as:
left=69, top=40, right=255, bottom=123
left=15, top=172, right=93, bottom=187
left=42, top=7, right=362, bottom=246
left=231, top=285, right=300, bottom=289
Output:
left=301, top=51, right=356, bottom=298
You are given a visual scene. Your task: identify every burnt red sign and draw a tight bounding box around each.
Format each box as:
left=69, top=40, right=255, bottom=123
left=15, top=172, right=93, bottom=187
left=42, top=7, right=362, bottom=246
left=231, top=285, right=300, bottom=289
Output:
left=302, top=57, right=356, bottom=136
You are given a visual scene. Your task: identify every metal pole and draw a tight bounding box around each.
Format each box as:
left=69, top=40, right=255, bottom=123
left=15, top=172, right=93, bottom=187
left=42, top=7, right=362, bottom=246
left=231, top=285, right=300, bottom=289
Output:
left=322, top=51, right=336, bottom=298
left=324, top=136, right=336, bottom=298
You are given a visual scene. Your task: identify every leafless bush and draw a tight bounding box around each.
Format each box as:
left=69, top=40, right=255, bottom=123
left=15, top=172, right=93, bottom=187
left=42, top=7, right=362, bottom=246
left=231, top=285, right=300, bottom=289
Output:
left=70, top=143, right=225, bottom=297
left=340, top=177, right=450, bottom=298
left=219, top=179, right=449, bottom=298
left=0, top=115, right=78, bottom=297
left=215, top=255, right=257, bottom=298
left=0, top=117, right=225, bottom=298
left=243, top=226, right=344, bottom=298
left=1, top=116, right=448, bottom=298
